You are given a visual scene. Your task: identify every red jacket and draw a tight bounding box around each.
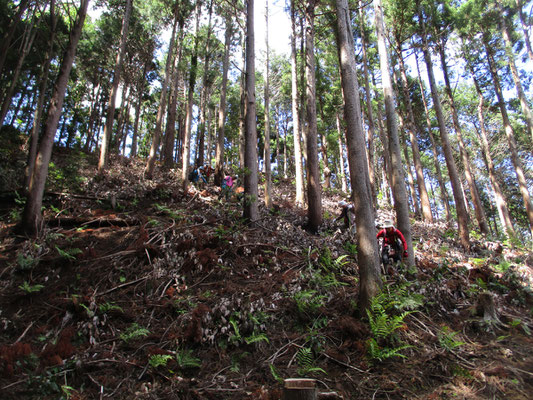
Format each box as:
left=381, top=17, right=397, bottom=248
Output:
left=376, top=228, right=407, bottom=252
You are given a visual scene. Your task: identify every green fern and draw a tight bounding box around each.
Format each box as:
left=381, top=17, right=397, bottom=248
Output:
left=365, top=289, right=413, bottom=363
left=438, top=326, right=466, bottom=352
left=119, top=323, right=150, bottom=343
left=366, top=338, right=411, bottom=362
left=269, top=364, right=284, bottom=384
left=296, top=347, right=326, bottom=376
left=176, top=348, right=202, bottom=369
left=244, top=332, right=269, bottom=345
left=149, top=354, right=173, bottom=368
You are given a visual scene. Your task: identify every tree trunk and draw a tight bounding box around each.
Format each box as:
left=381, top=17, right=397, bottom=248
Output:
left=21, top=0, right=89, bottom=236
left=263, top=0, right=272, bottom=208
left=162, top=17, right=185, bottom=169
left=243, top=0, right=259, bottom=223
left=282, top=379, right=317, bottom=400
left=466, top=60, right=515, bottom=237
left=396, top=43, right=433, bottom=222
left=358, top=0, right=377, bottom=207
left=336, top=0, right=382, bottom=312
left=291, top=0, right=305, bottom=206
left=0, top=0, right=30, bottom=78
left=335, top=113, right=347, bottom=193
left=0, top=5, right=41, bottom=126
left=98, top=0, right=132, bottom=173
left=181, top=3, right=201, bottom=191
left=484, top=37, right=533, bottom=238
left=145, top=5, right=178, bottom=178
left=419, top=11, right=470, bottom=249
left=195, top=2, right=214, bottom=167
left=131, top=62, right=148, bottom=158
left=438, top=45, right=489, bottom=235
left=414, top=48, right=451, bottom=221
left=215, top=16, right=232, bottom=187
left=515, top=0, right=533, bottom=62
left=304, top=0, right=322, bottom=233
left=374, top=0, right=415, bottom=265
left=497, top=1, right=533, bottom=144
left=25, top=0, right=57, bottom=191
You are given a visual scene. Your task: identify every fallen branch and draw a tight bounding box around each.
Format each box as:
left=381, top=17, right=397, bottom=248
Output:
left=95, top=276, right=148, bottom=297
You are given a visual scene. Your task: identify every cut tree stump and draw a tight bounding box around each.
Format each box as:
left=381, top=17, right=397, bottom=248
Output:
left=282, top=378, right=317, bottom=400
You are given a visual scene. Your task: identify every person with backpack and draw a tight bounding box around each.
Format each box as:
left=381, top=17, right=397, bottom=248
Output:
left=335, top=200, right=356, bottom=230
left=376, top=220, right=408, bottom=264
left=220, top=175, right=234, bottom=200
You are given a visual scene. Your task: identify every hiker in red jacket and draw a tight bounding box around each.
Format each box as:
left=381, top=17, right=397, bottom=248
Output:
left=376, top=220, right=408, bottom=264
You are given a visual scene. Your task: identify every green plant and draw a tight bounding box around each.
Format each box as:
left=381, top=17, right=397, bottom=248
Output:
left=119, top=323, right=150, bottom=343
left=269, top=363, right=284, bottom=384
left=509, top=319, right=531, bottom=336
left=365, top=289, right=414, bottom=363
left=438, top=326, right=466, bottom=352
left=149, top=354, right=173, bottom=368
left=16, top=253, right=38, bottom=271
left=98, top=302, right=123, bottom=314
left=56, top=246, right=82, bottom=261
left=293, top=290, right=326, bottom=318
left=19, top=281, right=44, bottom=294
left=295, top=346, right=326, bottom=376
left=154, top=203, right=181, bottom=219
left=343, top=241, right=358, bottom=257
left=176, top=348, right=202, bottom=369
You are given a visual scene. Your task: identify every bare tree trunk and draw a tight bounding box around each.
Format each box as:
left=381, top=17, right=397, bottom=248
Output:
left=336, top=0, right=382, bottom=312
left=145, top=6, right=178, bottom=178
left=0, top=5, right=42, bottom=126
left=21, top=0, right=89, bottom=236
left=0, top=0, right=30, bottom=79
left=263, top=0, right=272, bottom=208
left=335, top=113, right=347, bottom=193
left=484, top=38, right=533, bottom=238
left=438, top=45, right=489, bottom=235
left=25, top=0, right=57, bottom=191
left=131, top=62, right=148, bottom=158
left=196, top=1, right=214, bottom=167
left=465, top=57, right=515, bottom=237
left=243, top=0, right=259, bottom=223
left=162, top=17, right=185, bottom=169
left=358, top=0, right=377, bottom=207
left=414, top=48, right=451, bottom=221
left=515, top=0, right=533, bottom=61
left=215, top=16, right=233, bottom=186
left=304, top=0, right=322, bottom=233
left=98, top=0, right=132, bottom=173
left=291, top=0, right=305, bottom=206
left=396, top=44, right=433, bottom=222
left=181, top=2, right=201, bottom=191
left=374, top=0, right=415, bottom=265
left=497, top=0, right=533, bottom=143
left=419, top=10, right=470, bottom=249
left=239, top=41, right=246, bottom=170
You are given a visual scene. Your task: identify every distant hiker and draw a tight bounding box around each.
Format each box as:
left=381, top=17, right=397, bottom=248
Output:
left=199, top=165, right=214, bottom=183
left=221, top=175, right=234, bottom=200
left=335, top=200, right=356, bottom=230
left=188, top=166, right=207, bottom=185
left=376, top=220, right=408, bottom=264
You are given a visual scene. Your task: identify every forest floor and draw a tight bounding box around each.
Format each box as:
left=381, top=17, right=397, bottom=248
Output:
left=0, top=145, right=532, bottom=399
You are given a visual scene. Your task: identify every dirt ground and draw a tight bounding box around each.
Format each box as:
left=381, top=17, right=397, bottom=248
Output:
left=1, top=150, right=532, bottom=399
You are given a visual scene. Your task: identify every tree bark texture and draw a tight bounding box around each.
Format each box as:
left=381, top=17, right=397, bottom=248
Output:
left=98, top=0, right=133, bottom=173
left=336, top=0, right=382, bottom=312
left=304, top=0, right=322, bottom=233
left=374, top=0, right=415, bottom=266
left=22, top=0, right=90, bottom=236
left=243, top=0, right=259, bottom=223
